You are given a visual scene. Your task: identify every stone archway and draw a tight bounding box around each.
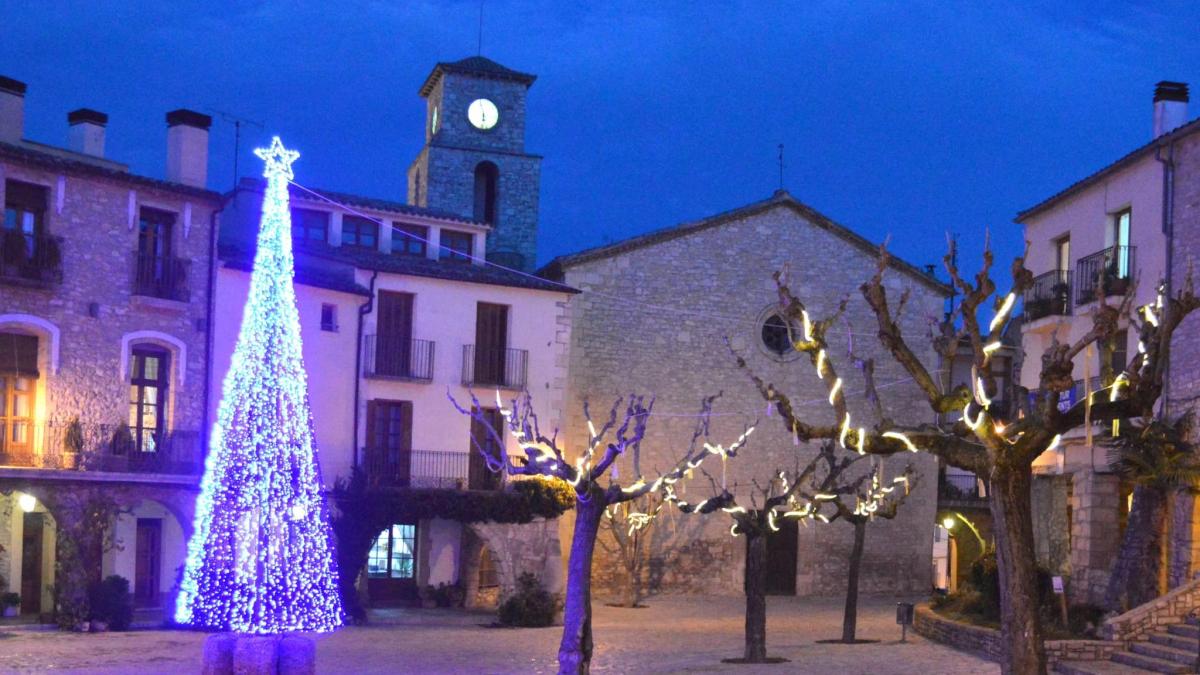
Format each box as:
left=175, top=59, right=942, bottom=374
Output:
left=464, top=518, right=563, bottom=606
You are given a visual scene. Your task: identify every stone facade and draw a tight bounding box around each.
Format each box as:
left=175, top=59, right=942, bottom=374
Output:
left=551, top=192, right=946, bottom=597
left=1032, top=474, right=1071, bottom=575
left=409, top=60, right=541, bottom=271
left=1068, top=471, right=1122, bottom=606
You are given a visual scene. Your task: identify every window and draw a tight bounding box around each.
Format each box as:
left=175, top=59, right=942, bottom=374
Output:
left=760, top=314, right=793, bottom=356
left=365, top=399, right=413, bottom=484
left=1054, top=236, right=1070, bottom=272
left=367, top=523, right=416, bottom=579
left=4, top=180, right=47, bottom=258
left=0, top=332, right=38, bottom=461
left=135, top=208, right=177, bottom=297
left=440, top=230, right=473, bottom=262
left=1108, top=329, right=1129, bottom=377
left=473, top=162, right=499, bottom=224
left=392, top=223, right=428, bottom=257
left=1111, top=208, right=1131, bottom=277
left=478, top=545, right=499, bottom=589
left=128, top=346, right=169, bottom=453
left=320, top=304, right=338, bottom=332
left=291, top=208, right=329, bottom=244
left=342, top=215, right=378, bottom=250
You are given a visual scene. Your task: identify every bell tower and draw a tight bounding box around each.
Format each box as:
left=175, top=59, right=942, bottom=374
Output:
left=408, top=57, right=541, bottom=271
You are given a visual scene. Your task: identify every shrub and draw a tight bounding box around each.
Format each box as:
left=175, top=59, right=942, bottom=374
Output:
left=64, top=417, right=85, bottom=454
left=434, top=582, right=465, bottom=608
left=1, top=591, right=20, bottom=608
left=964, top=550, right=1055, bottom=622
left=497, top=572, right=557, bottom=627
left=89, top=575, right=133, bottom=631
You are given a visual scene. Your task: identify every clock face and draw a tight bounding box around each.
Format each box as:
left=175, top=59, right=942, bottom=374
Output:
left=431, top=106, right=439, bottom=134
left=467, top=98, right=499, bottom=130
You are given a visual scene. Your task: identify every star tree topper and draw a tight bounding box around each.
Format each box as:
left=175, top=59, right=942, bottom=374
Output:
left=255, top=135, right=300, bottom=180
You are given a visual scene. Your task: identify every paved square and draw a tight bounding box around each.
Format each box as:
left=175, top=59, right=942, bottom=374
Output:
left=0, top=595, right=997, bottom=673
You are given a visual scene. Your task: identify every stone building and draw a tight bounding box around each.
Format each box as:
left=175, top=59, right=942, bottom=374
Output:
left=1016, top=80, right=1200, bottom=606
left=0, top=75, right=220, bottom=617
left=542, top=190, right=950, bottom=597
left=213, top=56, right=573, bottom=609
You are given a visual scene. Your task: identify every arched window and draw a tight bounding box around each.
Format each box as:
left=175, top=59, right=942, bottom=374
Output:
left=473, top=162, right=499, bottom=225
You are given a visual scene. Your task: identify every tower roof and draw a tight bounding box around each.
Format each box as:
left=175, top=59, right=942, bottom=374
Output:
left=419, top=56, right=536, bottom=96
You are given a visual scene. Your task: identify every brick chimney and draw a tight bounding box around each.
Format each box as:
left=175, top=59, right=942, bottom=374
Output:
left=0, top=76, right=26, bottom=143
left=165, top=109, right=211, bottom=188
left=67, top=108, right=108, bottom=156
left=1153, top=81, right=1189, bottom=138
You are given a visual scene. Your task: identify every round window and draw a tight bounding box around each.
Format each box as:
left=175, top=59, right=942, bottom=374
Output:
left=761, top=314, right=793, bottom=357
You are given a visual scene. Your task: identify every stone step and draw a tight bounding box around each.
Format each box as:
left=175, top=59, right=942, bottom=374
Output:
left=1131, top=641, right=1199, bottom=666
left=1187, top=615, right=1200, bottom=628
left=1168, top=623, right=1200, bottom=639
left=1055, top=660, right=1170, bottom=675
left=1149, top=630, right=1199, bottom=653
left=1111, top=650, right=1192, bottom=674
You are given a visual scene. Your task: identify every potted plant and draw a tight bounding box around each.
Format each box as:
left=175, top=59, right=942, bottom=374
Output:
left=418, top=584, right=438, bottom=609
left=62, top=417, right=84, bottom=470
left=1, top=592, right=21, bottom=618
left=111, top=423, right=134, bottom=458
left=1104, top=263, right=1131, bottom=297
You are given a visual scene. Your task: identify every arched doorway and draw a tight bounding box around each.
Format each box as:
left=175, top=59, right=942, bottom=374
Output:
left=1, top=491, right=57, bottom=617
left=102, top=499, right=186, bottom=612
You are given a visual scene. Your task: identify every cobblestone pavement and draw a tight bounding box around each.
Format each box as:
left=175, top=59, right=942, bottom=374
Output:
left=0, top=595, right=998, bottom=674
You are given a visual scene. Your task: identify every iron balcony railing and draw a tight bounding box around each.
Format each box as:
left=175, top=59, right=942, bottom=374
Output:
left=362, top=447, right=502, bottom=490
left=0, top=232, right=64, bottom=287
left=1023, top=270, right=1072, bottom=321
left=133, top=252, right=190, bottom=302
left=0, top=421, right=203, bottom=475
left=939, top=472, right=987, bottom=504
left=363, top=336, right=435, bottom=381
left=462, top=345, right=528, bottom=390
left=1076, top=245, right=1135, bottom=305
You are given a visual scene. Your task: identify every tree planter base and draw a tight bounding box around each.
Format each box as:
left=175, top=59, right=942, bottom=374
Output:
left=202, top=633, right=316, bottom=675
left=815, top=638, right=881, bottom=645
left=720, top=657, right=789, bottom=664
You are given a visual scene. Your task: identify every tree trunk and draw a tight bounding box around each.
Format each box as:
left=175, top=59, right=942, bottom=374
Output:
left=621, top=561, right=642, bottom=608
left=1104, top=485, right=1168, bottom=612
left=842, top=519, right=866, bottom=643
left=743, top=530, right=768, bottom=662
left=558, top=496, right=606, bottom=675
left=990, top=465, right=1047, bottom=675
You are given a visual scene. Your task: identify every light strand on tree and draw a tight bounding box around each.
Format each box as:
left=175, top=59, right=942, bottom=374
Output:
left=175, top=137, right=342, bottom=634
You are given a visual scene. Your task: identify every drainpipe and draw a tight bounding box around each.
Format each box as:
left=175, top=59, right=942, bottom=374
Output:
left=1155, top=141, right=1176, bottom=419
left=351, top=270, right=379, bottom=469
left=200, top=205, right=220, bottom=460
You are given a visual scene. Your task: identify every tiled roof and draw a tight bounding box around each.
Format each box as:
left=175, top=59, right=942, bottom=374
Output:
left=419, top=56, right=537, bottom=96
left=541, top=190, right=953, bottom=296
left=238, top=177, right=485, bottom=226
left=0, top=141, right=221, bottom=201
left=220, top=238, right=575, bottom=295
left=1015, top=116, right=1200, bottom=222
left=219, top=243, right=371, bottom=297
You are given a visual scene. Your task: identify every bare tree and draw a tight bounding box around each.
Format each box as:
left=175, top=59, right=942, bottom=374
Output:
left=597, top=492, right=665, bottom=608
left=730, top=242, right=1199, bottom=674
left=450, top=390, right=753, bottom=675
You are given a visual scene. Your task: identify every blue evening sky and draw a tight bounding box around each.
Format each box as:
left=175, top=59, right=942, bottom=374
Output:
left=4, top=1, right=1199, bottom=282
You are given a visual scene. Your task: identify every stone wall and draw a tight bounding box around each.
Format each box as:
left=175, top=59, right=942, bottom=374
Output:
left=558, top=195, right=945, bottom=597
left=0, top=159, right=219, bottom=440
left=1069, top=471, right=1121, bottom=606
left=1103, top=575, right=1200, bottom=641
left=914, top=604, right=1120, bottom=665
left=1032, top=474, right=1072, bottom=575
left=467, top=518, right=564, bottom=604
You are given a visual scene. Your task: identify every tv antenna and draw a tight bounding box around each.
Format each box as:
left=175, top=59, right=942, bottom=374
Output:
left=208, top=109, right=264, bottom=188
left=477, top=0, right=485, bottom=55
left=777, top=143, right=785, bottom=190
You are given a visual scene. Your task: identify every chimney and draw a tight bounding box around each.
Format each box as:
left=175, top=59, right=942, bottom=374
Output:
left=1153, top=81, right=1189, bottom=138
left=165, top=109, right=211, bottom=188
left=0, top=76, right=26, bottom=143
left=67, top=108, right=108, bottom=156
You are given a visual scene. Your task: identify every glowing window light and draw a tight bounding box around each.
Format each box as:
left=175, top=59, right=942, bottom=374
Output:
left=175, top=137, right=341, bottom=634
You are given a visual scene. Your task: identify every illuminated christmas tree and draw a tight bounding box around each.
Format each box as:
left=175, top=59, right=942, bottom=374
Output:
left=176, top=137, right=342, bottom=633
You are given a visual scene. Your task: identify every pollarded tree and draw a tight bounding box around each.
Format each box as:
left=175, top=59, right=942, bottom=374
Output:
left=598, top=492, right=665, bottom=608
left=450, top=390, right=752, bottom=675
left=731, top=242, right=1199, bottom=675
left=665, top=440, right=913, bottom=662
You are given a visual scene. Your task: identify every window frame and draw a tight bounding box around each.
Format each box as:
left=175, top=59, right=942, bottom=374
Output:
left=341, top=215, right=379, bottom=250
left=320, top=303, right=338, bottom=332
left=367, top=522, right=417, bottom=580
left=291, top=208, right=330, bottom=245
left=128, top=345, right=170, bottom=453
left=391, top=223, right=429, bottom=258
left=440, top=230, right=474, bottom=263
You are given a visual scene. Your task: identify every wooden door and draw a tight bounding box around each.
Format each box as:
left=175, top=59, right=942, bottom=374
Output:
left=21, top=512, right=43, bottom=614
left=763, top=518, right=798, bottom=595
left=365, top=400, right=413, bottom=486
left=468, top=408, right=503, bottom=490
left=377, top=292, right=414, bottom=377
left=134, top=518, right=163, bottom=607
left=474, top=303, right=508, bottom=386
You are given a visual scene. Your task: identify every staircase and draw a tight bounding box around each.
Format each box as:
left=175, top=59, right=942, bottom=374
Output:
left=1056, top=615, right=1200, bottom=674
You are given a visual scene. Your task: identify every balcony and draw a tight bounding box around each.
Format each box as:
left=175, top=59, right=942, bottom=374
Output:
left=133, top=252, right=190, bottom=302
left=362, top=447, right=501, bottom=490
left=462, top=345, right=528, bottom=390
left=1076, top=245, right=1135, bottom=306
left=939, top=471, right=987, bottom=506
left=1023, top=270, right=1071, bottom=321
left=363, top=336, right=435, bottom=381
left=0, top=232, right=64, bottom=288
left=0, top=421, right=203, bottom=475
